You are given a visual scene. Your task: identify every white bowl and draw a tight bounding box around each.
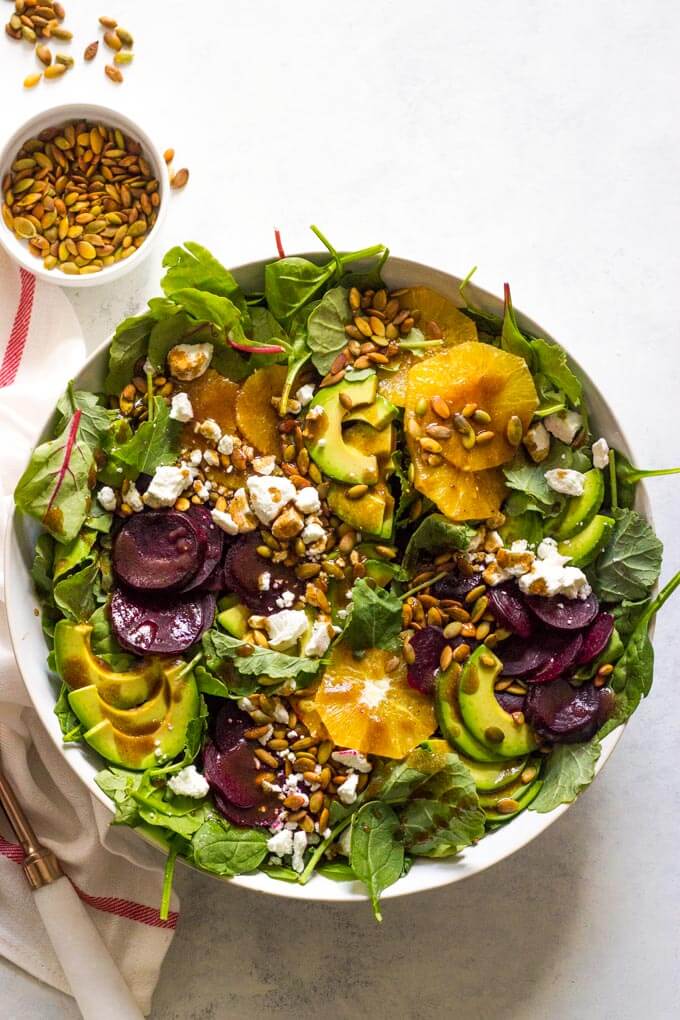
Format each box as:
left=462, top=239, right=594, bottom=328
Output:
left=0, top=103, right=168, bottom=287
left=4, top=256, right=651, bottom=903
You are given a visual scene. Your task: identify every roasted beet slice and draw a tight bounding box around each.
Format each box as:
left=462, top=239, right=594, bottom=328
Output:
left=527, top=592, right=599, bottom=631
left=496, top=635, right=554, bottom=677
left=407, top=626, right=447, bottom=695
left=495, top=690, right=526, bottom=714
left=110, top=588, right=215, bottom=655
left=528, top=633, right=584, bottom=684
left=487, top=583, right=534, bottom=638
left=526, top=679, right=613, bottom=743
left=213, top=791, right=282, bottom=829
left=214, top=704, right=252, bottom=752
left=113, top=510, right=204, bottom=591
left=223, top=535, right=304, bottom=613
left=430, top=572, right=482, bottom=601
left=178, top=506, right=224, bottom=593
left=576, top=612, right=615, bottom=665
left=203, top=740, right=260, bottom=809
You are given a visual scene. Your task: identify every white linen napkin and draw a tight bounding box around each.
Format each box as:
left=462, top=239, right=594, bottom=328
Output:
left=0, top=250, right=177, bottom=1016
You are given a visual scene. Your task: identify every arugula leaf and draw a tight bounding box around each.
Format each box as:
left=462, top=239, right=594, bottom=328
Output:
left=307, top=287, right=352, bottom=374
left=503, top=442, right=576, bottom=516
left=399, top=756, right=485, bottom=857
left=53, top=682, right=83, bottom=742
left=95, top=767, right=144, bottom=826
left=104, top=311, right=156, bottom=395
left=533, top=373, right=566, bottom=418
left=161, top=241, right=248, bottom=320
left=529, top=739, right=600, bottom=812
left=89, top=603, right=134, bottom=670
left=530, top=338, right=582, bottom=407
left=599, top=568, right=680, bottom=737
left=190, top=818, right=268, bottom=876
left=342, top=578, right=402, bottom=652
left=53, top=559, right=99, bottom=621
left=15, top=411, right=95, bottom=543
left=402, top=514, right=474, bottom=575
left=349, top=802, right=404, bottom=922
left=112, top=396, right=181, bottom=476
left=592, top=508, right=663, bottom=602
left=501, top=284, right=534, bottom=366
left=612, top=450, right=680, bottom=511
left=202, top=630, right=321, bottom=684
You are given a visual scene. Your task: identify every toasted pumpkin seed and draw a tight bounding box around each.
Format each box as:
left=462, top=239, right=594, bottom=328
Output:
left=23, top=73, right=42, bottom=88
left=84, top=40, right=99, bottom=60
left=171, top=167, right=189, bottom=189
left=506, top=415, right=523, bottom=446
left=105, top=63, right=123, bottom=83
left=44, top=62, right=66, bottom=78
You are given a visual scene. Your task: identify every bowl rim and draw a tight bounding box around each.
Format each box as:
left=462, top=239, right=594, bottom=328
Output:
left=3, top=253, right=651, bottom=903
left=0, top=102, right=168, bottom=288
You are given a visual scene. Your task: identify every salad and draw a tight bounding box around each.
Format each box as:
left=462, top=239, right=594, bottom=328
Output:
left=14, top=227, right=679, bottom=921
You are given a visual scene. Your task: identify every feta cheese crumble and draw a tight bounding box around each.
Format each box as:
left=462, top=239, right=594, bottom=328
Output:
left=331, top=749, right=372, bottom=773
left=301, top=520, right=326, bottom=545
left=304, top=620, right=334, bottom=658
left=523, top=421, right=550, bottom=463
left=545, top=410, right=583, bottom=445
left=167, top=342, right=213, bottom=381
left=267, top=829, right=293, bottom=857
left=217, top=433, right=237, bottom=456
left=292, top=831, right=308, bottom=873
left=211, top=507, right=239, bottom=535
left=518, top=537, right=591, bottom=599
left=294, top=486, right=321, bottom=514
left=264, top=609, right=308, bottom=650
left=275, top=590, right=296, bottom=609
left=592, top=437, right=610, bottom=470
left=246, top=475, right=296, bottom=524
left=337, top=772, right=360, bottom=806
left=124, top=482, right=144, bottom=513
left=169, top=391, right=194, bottom=422
left=545, top=468, right=585, bottom=497
left=296, top=384, right=315, bottom=407
left=167, top=765, right=209, bottom=799
left=258, top=571, right=271, bottom=592
left=97, top=485, right=117, bottom=511
left=196, top=418, right=222, bottom=444
left=143, top=464, right=193, bottom=507
left=252, top=454, right=276, bottom=475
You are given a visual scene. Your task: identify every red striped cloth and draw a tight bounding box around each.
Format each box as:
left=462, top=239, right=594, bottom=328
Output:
left=0, top=268, right=35, bottom=389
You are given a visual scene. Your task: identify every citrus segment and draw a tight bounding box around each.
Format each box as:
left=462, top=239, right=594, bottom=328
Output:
left=235, top=365, right=287, bottom=455
left=313, top=645, right=437, bottom=758
left=377, top=287, right=477, bottom=407
left=412, top=447, right=507, bottom=521
left=178, top=368, right=238, bottom=434
left=405, top=341, right=538, bottom=472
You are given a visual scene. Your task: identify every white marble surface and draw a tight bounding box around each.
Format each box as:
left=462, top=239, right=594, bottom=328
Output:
left=2, top=1, right=680, bottom=1017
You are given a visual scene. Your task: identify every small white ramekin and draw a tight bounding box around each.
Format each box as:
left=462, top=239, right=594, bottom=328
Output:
left=0, top=103, right=168, bottom=288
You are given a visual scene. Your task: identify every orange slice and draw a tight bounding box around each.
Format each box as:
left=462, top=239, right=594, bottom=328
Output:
left=378, top=287, right=477, bottom=407
left=177, top=368, right=238, bottom=434
left=313, top=644, right=437, bottom=759
left=235, top=365, right=287, bottom=455
left=405, top=341, right=538, bottom=472
left=412, top=451, right=507, bottom=521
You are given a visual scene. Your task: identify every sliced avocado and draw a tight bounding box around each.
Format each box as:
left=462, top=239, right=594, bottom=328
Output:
left=477, top=768, right=539, bottom=807
left=364, top=557, right=397, bottom=586
left=557, top=513, right=614, bottom=568
left=458, top=646, right=538, bottom=758
left=217, top=603, right=250, bottom=639
left=550, top=469, right=605, bottom=540
left=483, top=778, right=543, bottom=822
left=75, top=663, right=199, bottom=770
left=327, top=481, right=395, bottom=539
left=54, top=620, right=163, bottom=709
left=572, top=627, right=624, bottom=683
left=499, top=512, right=544, bottom=547
left=345, top=393, right=398, bottom=430
left=435, top=664, right=505, bottom=763
left=459, top=754, right=528, bottom=792
left=306, top=375, right=380, bottom=485
left=343, top=420, right=395, bottom=463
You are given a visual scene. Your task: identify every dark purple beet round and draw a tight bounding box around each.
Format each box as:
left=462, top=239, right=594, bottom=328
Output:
left=407, top=626, right=447, bottom=695
left=430, top=572, right=482, bottom=601
left=526, top=679, right=613, bottom=743
left=223, top=535, right=304, bottom=613
left=213, top=791, right=282, bottom=829
left=487, top=583, right=534, bottom=638
left=527, top=592, right=599, bottom=631
left=203, top=740, right=260, bottom=809
left=214, top=705, right=252, bottom=752
left=495, top=690, right=526, bottom=714
left=496, top=635, right=554, bottom=677
left=110, top=588, right=215, bottom=655
left=528, top=632, right=584, bottom=684
left=576, top=612, right=615, bottom=665
left=178, top=506, right=224, bottom=593
left=112, top=510, right=204, bottom=591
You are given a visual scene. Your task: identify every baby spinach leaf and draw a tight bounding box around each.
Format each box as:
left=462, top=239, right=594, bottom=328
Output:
left=279, top=321, right=312, bottom=414
left=399, top=756, right=485, bottom=857
left=55, top=386, right=115, bottom=450
left=265, top=256, right=334, bottom=324
left=612, top=450, right=680, bottom=511
left=195, top=664, right=232, bottom=699
left=599, top=568, right=680, bottom=737
left=104, top=311, right=156, bottom=395
left=32, top=533, right=55, bottom=598
left=250, top=306, right=286, bottom=343
left=307, top=286, right=352, bottom=374
left=191, top=818, right=268, bottom=877
left=366, top=744, right=451, bottom=804
left=52, top=528, right=97, bottom=581
left=169, top=287, right=244, bottom=337
left=342, top=578, right=402, bottom=652
left=402, top=514, right=474, bottom=574
left=592, top=508, right=663, bottom=602
left=53, top=558, right=99, bottom=622
left=162, top=241, right=249, bottom=320
left=261, top=865, right=300, bottom=883
left=202, top=630, right=321, bottom=683
left=503, top=442, right=576, bottom=515
left=529, top=739, right=600, bottom=812
left=458, top=267, right=503, bottom=335
left=530, top=338, right=582, bottom=407
left=89, top=603, right=134, bottom=670
left=349, top=802, right=404, bottom=922
left=316, top=861, right=357, bottom=882
left=15, top=411, right=95, bottom=543
left=112, top=396, right=181, bottom=476
left=610, top=598, right=650, bottom=642
left=53, top=682, right=83, bottom=742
